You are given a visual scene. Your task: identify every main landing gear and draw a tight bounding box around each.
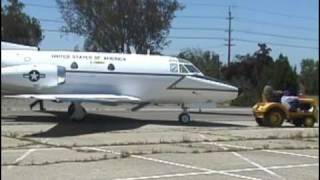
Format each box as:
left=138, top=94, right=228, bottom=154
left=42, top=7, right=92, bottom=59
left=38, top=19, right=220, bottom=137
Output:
left=178, top=104, right=192, bottom=124
left=68, top=102, right=87, bottom=122
left=30, top=100, right=46, bottom=111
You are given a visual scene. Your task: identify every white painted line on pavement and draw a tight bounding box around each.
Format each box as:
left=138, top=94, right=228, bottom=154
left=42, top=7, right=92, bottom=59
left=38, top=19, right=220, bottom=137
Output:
left=266, top=163, right=319, bottom=170
left=198, top=134, right=207, bottom=139
left=8, top=149, right=36, bottom=170
left=224, top=163, right=319, bottom=173
left=13, top=149, right=36, bottom=164
left=204, top=141, right=283, bottom=179
left=203, top=141, right=318, bottom=160
left=81, top=147, right=260, bottom=180
left=2, top=147, right=66, bottom=153
left=262, top=149, right=319, bottom=159
left=113, top=171, right=212, bottom=180
left=232, top=152, right=284, bottom=179
left=113, top=163, right=318, bottom=180
left=202, top=142, right=229, bottom=150
left=130, top=154, right=261, bottom=180
left=78, top=147, right=121, bottom=155
left=131, top=154, right=212, bottom=172
left=202, top=142, right=254, bottom=150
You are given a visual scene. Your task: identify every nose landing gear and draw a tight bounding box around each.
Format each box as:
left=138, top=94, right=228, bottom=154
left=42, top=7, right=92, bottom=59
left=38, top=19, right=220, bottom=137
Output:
left=178, top=104, right=192, bottom=124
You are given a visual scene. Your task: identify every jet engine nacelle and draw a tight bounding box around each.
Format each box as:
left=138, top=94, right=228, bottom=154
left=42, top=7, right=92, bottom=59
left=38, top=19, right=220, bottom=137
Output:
left=1, top=64, right=66, bottom=90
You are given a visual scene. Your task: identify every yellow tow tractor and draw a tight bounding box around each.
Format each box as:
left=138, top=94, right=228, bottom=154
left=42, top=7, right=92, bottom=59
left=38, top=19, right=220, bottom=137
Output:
left=252, top=96, right=318, bottom=127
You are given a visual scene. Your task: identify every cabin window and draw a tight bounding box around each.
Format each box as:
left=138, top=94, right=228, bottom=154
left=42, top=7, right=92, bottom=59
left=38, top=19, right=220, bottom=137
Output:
left=179, top=64, right=189, bottom=73
left=170, top=63, right=178, bottom=73
left=71, top=62, right=78, bottom=69
left=24, top=57, right=31, bottom=62
left=108, top=63, right=115, bottom=71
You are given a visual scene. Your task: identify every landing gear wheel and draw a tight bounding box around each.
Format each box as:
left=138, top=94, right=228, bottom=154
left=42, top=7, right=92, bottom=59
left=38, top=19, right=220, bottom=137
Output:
left=179, top=113, right=191, bottom=124
left=255, top=118, right=264, bottom=126
left=68, top=103, right=75, bottom=115
left=304, top=117, right=315, bottom=128
left=68, top=103, right=87, bottom=122
left=264, top=109, right=284, bottom=127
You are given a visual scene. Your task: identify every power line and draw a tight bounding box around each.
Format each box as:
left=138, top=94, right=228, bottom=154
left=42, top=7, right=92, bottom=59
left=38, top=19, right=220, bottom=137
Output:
left=171, top=27, right=225, bottom=31
left=165, top=45, right=226, bottom=52
left=235, top=17, right=317, bottom=32
left=38, top=18, right=317, bottom=42
left=24, top=3, right=317, bottom=32
left=235, top=6, right=318, bottom=21
left=178, top=15, right=225, bottom=19
left=38, top=16, right=318, bottom=40
left=168, top=36, right=226, bottom=40
left=176, top=2, right=317, bottom=21
left=234, top=30, right=317, bottom=42
left=234, top=38, right=318, bottom=50
left=24, top=2, right=318, bottom=22
left=171, top=27, right=317, bottom=42
left=36, top=15, right=317, bottom=33
left=38, top=17, right=316, bottom=42
left=42, top=29, right=318, bottom=50
left=182, top=2, right=229, bottom=8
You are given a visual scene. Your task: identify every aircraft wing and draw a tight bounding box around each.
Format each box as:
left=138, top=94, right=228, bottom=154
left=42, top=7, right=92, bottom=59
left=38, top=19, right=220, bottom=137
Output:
left=1, top=41, right=39, bottom=51
left=4, top=94, right=141, bottom=104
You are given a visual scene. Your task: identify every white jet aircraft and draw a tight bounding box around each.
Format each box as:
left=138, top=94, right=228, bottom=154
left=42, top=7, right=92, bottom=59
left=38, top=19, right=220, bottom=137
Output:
left=1, top=42, right=240, bottom=123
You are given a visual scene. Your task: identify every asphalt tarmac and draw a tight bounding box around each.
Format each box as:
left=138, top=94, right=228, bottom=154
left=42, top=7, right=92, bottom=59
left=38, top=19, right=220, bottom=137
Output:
left=1, top=99, right=319, bottom=180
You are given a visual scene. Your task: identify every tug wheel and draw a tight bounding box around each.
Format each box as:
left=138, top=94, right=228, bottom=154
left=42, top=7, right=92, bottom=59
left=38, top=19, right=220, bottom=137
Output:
left=264, top=109, right=285, bottom=127
left=304, top=117, right=316, bottom=128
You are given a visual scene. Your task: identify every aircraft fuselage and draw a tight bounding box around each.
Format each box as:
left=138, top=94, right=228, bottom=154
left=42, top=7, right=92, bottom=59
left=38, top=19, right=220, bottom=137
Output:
left=1, top=50, right=239, bottom=104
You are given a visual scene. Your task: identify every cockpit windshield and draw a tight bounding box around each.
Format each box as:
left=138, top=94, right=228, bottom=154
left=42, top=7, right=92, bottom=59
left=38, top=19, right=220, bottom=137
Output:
left=184, top=64, right=200, bottom=73
left=178, top=58, right=203, bottom=75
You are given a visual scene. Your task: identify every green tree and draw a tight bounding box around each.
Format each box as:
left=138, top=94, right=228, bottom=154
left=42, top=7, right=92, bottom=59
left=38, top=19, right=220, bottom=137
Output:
left=300, top=59, right=319, bottom=95
left=271, top=54, right=298, bottom=92
left=56, top=0, right=183, bottom=53
left=178, top=48, right=221, bottom=78
left=220, top=44, right=299, bottom=106
left=222, top=44, right=273, bottom=94
left=1, top=0, right=43, bottom=46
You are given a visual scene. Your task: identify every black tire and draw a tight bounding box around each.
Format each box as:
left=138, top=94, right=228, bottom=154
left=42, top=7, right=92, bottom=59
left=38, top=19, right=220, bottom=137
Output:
left=292, top=119, right=303, bottom=127
left=68, top=103, right=87, bottom=122
left=264, top=109, right=285, bottom=127
left=255, top=118, right=264, bottom=126
left=71, top=116, right=86, bottom=122
left=303, top=117, right=316, bottom=128
left=71, top=107, right=87, bottom=122
left=179, top=113, right=191, bottom=124
left=68, top=103, right=75, bottom=115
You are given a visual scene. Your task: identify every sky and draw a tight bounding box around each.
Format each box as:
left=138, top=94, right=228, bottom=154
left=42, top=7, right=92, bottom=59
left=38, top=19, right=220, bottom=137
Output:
left=3, top=0, right=319, bottom=72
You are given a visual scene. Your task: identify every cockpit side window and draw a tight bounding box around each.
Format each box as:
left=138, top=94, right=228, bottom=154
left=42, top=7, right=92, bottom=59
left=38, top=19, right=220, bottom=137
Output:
left=170, top=63, right=178, bottom=73
left=179, top=64, right=189, bottom=73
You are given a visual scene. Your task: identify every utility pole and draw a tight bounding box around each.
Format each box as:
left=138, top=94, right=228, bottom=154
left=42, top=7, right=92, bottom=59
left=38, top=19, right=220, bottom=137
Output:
left=226, top=6, right=234, bottom=66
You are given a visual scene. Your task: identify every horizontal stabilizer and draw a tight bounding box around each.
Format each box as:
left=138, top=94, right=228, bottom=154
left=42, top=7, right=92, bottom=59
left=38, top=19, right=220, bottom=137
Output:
left=1, top=41, right=39, bottom=51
